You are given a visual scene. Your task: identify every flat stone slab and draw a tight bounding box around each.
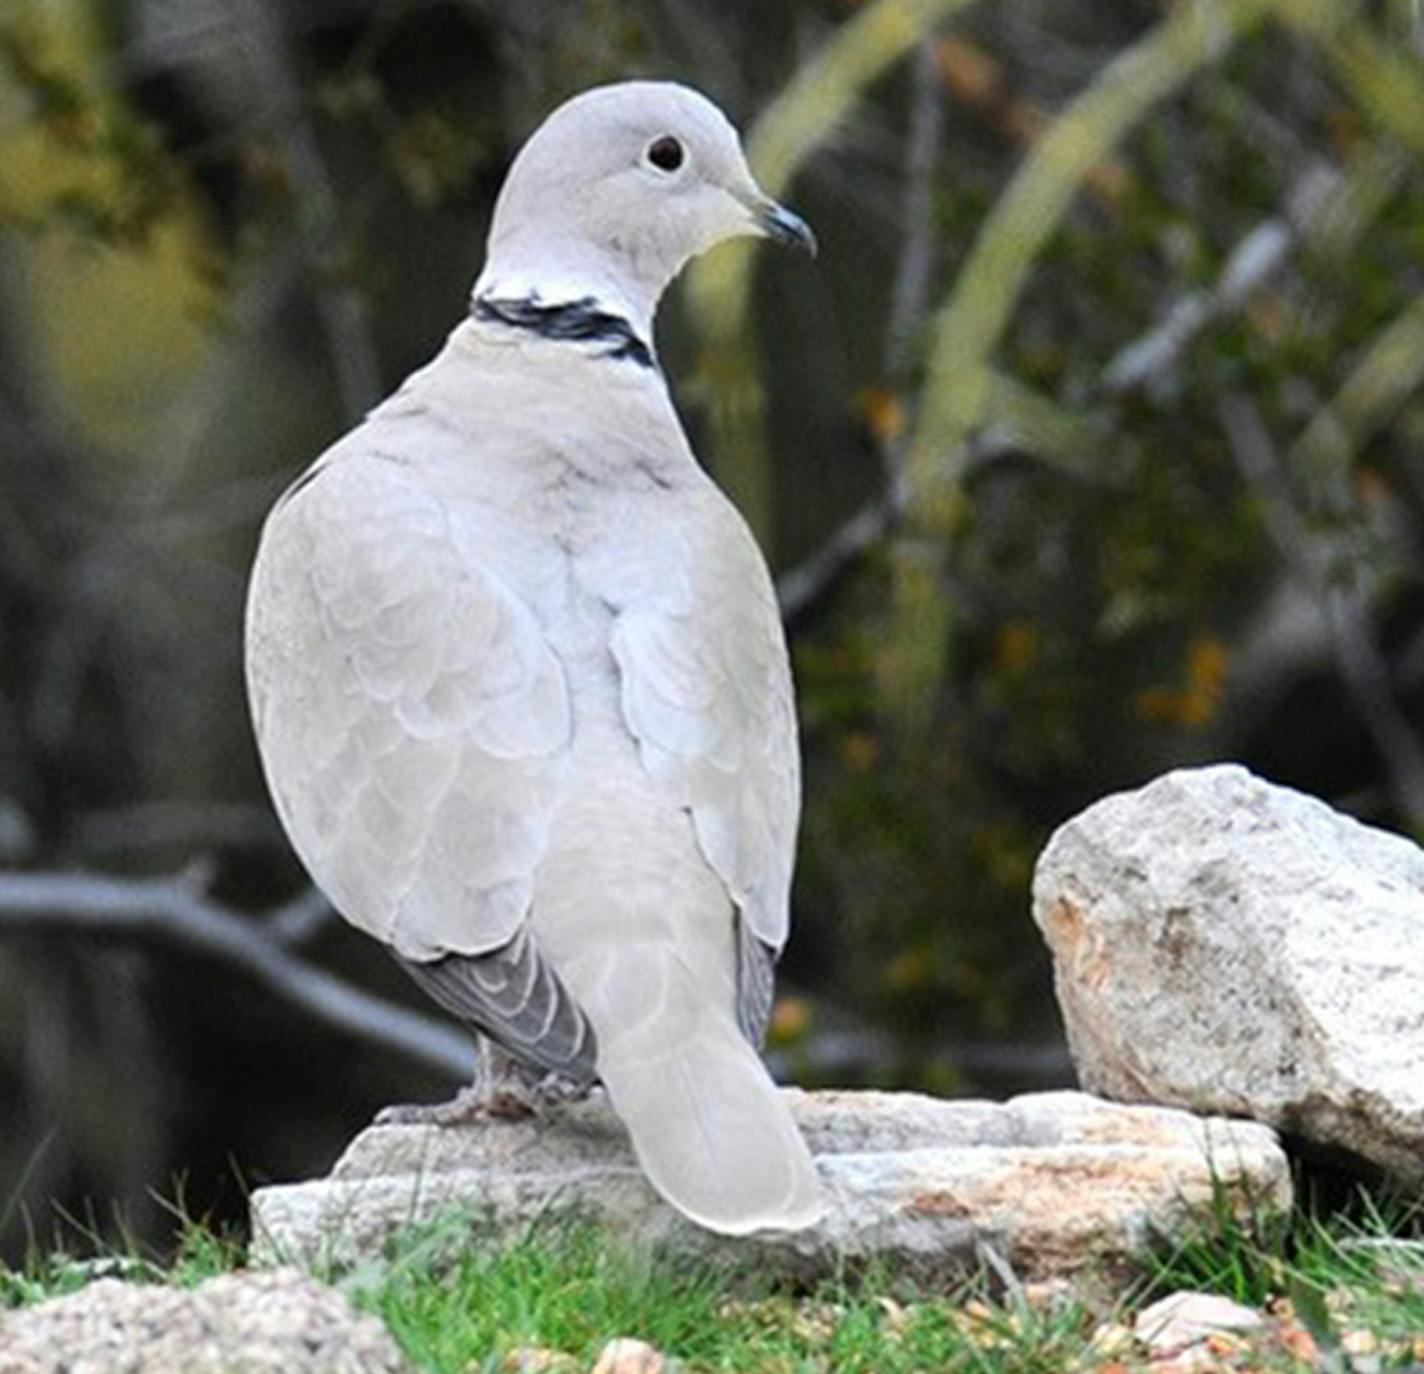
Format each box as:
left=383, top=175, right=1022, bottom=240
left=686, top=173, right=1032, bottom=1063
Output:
left=250, top=1089, right=1290, bottom=1285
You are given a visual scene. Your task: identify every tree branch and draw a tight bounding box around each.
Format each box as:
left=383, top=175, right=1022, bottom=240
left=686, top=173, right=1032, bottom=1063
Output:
left=884, top=40, right=945, bottom=388
left=775, top=149, right=1393, bottom=629
left=237, top=0, right=383, bottom=422
left=1218, top=391, right=1424, bottom=821
left=777, top=477, right=909, bottom=624
left=776, top=44, right=940, bottom=625
left=1103, top=162, right=1339, bottom=395
left=0, top=870, right=470, bottom=1081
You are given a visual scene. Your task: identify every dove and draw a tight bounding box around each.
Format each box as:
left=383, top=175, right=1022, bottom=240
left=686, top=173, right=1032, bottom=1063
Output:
left=244, top=81, right=823, bottom=1235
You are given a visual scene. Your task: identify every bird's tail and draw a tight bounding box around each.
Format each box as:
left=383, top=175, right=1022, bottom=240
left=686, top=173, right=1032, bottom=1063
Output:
left=594, top=1009, right=824, bottom=1236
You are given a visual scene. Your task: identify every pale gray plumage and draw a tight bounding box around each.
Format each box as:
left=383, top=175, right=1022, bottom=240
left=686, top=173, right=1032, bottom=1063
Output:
left=245, top=80, right=823, bottom=1235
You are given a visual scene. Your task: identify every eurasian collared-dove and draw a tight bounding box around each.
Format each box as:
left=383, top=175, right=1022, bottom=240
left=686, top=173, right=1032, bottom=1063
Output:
left=245, top=81, right=823, bottom=1235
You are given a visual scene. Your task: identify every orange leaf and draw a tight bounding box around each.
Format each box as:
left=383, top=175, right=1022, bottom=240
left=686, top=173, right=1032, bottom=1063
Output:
left=854, top=387, right=907, bottom=444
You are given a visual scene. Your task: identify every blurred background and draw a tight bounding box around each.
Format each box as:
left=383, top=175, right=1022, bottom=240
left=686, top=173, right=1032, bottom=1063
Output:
left=3, top=0, right=1424, bottom=1262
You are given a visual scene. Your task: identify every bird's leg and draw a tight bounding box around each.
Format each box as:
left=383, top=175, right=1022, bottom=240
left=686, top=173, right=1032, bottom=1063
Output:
left=479, top=1041, right=570, bottom=1119
left=374, top=1037, right=594, bottom=1126
left=374, top=1081, right=489, bottom=1127
left=477, top=1040, right=600, bottom=1117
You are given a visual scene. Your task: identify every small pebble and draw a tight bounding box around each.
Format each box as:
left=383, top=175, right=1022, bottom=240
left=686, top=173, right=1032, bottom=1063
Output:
left=590, top=1336, right=664, bottom=1374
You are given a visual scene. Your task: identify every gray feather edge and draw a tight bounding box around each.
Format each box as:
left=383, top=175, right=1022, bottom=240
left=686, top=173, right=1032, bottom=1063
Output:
left=396, top=927, right=598, bottom=1084
left=735, top=913, right=778, bottom=1049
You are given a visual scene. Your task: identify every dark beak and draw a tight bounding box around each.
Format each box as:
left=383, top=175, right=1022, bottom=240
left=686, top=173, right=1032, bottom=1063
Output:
left=757, top=199, right=818, bottom=257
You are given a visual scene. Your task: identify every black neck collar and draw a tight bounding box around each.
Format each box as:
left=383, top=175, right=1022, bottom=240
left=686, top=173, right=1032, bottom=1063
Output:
left=471, top=293, right=656, bottom=370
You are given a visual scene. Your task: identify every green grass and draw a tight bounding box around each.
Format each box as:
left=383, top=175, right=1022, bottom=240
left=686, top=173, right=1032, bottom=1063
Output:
left=350, top=1214, right=1100, bottom=1373
left=1141, top=1184, right=1424, bottom=1371
left=0, top=1205, right=244, bottom=1310
left=5, top=1189, right=1424, bottom=1372
left=1139, top=1164, right=1296, bottom=1308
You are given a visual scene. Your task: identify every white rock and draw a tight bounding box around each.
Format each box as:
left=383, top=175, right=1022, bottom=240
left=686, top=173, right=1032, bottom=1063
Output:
left=0, top=1267, right=410, bottom=1374
left=502, top=1350, right=579, bottom=1374
left=591, top=1338, right=665, bottom=1374
left=1033, top=763, right=1424, bottom=1183
left=1134, top=1290, right=1264, bottom=1354
left=249, top=1088, right=1289, bottom=1287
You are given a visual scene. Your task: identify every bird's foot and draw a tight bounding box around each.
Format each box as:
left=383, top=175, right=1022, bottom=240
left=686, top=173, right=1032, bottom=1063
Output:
left=478, top=1069, right=597, bottom=1119
left=374, top=1083, right=491, bottom=1127
left=374, top=1069, right=592, bottom=1128
left=526, top=1071, right=595, bottom=1107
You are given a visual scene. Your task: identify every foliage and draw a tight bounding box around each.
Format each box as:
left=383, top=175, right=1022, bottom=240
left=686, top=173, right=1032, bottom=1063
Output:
left=6, top=1198, right=1424, bottom=1372
left=0, top=1196, right=242, bottom=1310
left=362, top=1219, right=1102, bottom=1374
left=1142, top=1185, right=1424, bottom=1368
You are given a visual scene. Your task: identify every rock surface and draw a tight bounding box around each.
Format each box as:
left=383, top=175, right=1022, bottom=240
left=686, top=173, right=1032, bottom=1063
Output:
left=1134, top=1291, right=1264, bottom=1355
left=250, top=1088, right=1288, bottom=1286
left=590, top=1338, right=666, bottom=1374
left=0, top=1267, right=410, bottom=1374
left=1033, top=763, right=1424, bottom=1184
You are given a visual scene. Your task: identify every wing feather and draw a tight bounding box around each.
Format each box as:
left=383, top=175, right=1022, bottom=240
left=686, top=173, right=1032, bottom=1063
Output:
left=246, top=451, right=571, bottom=967
left=609, top=499, right=799, bottom=961
left=734, top=914, right=778, bottom=1048
left=395, top=929, right=597, bottom=1081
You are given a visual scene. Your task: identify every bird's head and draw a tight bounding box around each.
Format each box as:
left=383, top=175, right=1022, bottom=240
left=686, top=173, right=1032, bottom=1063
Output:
left=473, top=81, right=814, bottom=339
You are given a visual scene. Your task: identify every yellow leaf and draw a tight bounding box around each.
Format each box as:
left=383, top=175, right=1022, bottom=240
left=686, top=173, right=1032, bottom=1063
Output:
left=854, top=386, right=907, bottom=444
left=993, top=619, right=1039, bottom=675
left=1134, top=635, right=1228, bottom=727
left=884, top=946, right=932, bottom=992
left=768, top=996, right=811, bottom=1043
left=836, top=729, right=882, bottom=774
left=935, top=35, right=1002, bottom=108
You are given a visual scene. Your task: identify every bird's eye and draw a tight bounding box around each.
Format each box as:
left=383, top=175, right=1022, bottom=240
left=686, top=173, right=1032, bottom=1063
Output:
left=646, top=135, right=684, bottom=172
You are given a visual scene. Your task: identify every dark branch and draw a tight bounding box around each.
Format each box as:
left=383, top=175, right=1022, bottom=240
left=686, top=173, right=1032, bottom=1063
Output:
left=237, top=0, right=383, bottom=422
left=0, top=869, right=470, bottom=1081
left=774, top=161, right=1350, bottom=628
left=1103, top=164, right=1338, bottom=395
left=777, top=476, right=910, bottom=625
left=1218, top=392, right=1424, bottom=821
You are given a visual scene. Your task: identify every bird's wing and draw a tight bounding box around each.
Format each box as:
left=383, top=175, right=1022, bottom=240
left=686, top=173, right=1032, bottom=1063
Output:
left=246, top=449, right=573, bottom=969
left=734, top=911, right=778, bottom=1048
left=395, top=929, right=596, bottom=1081
left=609, top=498, right=799, bottom=966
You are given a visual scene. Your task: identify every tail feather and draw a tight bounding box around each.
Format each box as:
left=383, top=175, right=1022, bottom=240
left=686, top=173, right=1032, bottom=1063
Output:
left=597, top=1018, right=824, bottom=1235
